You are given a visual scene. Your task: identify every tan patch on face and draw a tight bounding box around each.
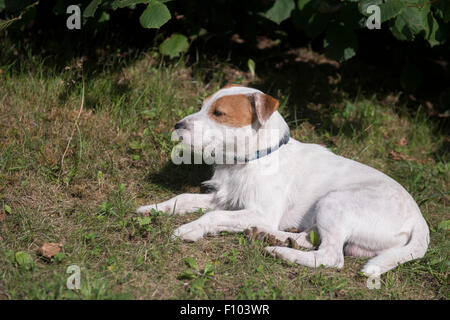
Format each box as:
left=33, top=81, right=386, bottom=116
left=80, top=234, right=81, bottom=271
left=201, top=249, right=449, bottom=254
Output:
left=208, top=94, right=256, bottom=127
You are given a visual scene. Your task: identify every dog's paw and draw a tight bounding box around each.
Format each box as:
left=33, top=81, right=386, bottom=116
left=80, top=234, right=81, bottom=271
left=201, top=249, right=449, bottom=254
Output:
left=136, top=204, right=157, bottom=214
left=264, top=246, right=284, bottom=257
left=361, top=264, right=382, bottom=277
left=173, top=223, right=204, bottom=242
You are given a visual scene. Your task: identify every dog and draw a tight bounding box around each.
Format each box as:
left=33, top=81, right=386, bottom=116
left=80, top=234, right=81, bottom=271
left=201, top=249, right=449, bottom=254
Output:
left=137, top=84, right=429, bottom=276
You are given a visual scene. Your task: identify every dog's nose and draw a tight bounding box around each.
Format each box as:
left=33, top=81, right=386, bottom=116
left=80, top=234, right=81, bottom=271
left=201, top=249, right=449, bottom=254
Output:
left=174, top=121, right=186, bottom=130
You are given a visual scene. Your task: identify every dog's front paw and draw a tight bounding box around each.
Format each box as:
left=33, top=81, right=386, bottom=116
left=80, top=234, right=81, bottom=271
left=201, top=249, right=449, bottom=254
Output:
left=173, top=223, right=204, bottom=242
left=136, top=204, right=157, bottom=214
left=361, top=264, right=382, bottom=277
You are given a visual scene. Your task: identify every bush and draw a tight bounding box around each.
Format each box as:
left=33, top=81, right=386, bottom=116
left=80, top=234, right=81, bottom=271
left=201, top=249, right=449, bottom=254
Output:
left=1, top=0, right=449, bottom=89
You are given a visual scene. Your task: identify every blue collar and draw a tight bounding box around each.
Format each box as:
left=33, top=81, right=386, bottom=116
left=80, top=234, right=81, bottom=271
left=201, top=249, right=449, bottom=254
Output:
left=234, top=131, right=290, bottom=163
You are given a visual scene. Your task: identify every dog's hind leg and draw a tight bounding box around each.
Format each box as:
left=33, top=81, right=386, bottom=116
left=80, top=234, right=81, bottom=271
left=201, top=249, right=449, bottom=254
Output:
left=361, top=224, right=429, bottom=276
left=265, top=228, right=345, bottom=268
left=265, top=245, right=344, bottom=268
left=265, top=213, right=346, bottom=268
left=137, top=193, right=216, bottom=215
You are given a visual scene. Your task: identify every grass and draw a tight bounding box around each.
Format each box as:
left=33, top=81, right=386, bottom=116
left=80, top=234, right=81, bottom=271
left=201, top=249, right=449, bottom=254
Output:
left=0, top=48, right=448, bottom=300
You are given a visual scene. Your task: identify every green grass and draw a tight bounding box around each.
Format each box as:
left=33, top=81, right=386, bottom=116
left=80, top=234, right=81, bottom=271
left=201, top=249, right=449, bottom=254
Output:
left=0, top=50, right=448, bottom=300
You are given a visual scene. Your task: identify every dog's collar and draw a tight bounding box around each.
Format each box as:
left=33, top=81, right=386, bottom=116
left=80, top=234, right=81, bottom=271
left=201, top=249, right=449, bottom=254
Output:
left=234, top=131, right=290, bottom=163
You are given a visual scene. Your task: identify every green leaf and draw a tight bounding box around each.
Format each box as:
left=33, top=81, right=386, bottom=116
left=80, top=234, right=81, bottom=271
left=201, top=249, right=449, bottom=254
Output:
left=390, top=5, right=429, bottom=40
left=141, top=109, right=158, bottom=119
left=136, top=216, right=151, bottom=226
left=177, top=269, right=196, bottom=280
left=183, top=257, right=199, bottom=271
left=360, top=0, right=383, bottom=16
left=4, top=204, right=11, bottom=215
left=98, top=11, right=110, bottom=23
left=139, top=1, right=171, bottom=29
left=438, top=220, right=450, bottom=231
left=264, top=0, right=295, bottom=24
left=309, top=230, right=319, bottom=247
left=15, top=251, right=34, bottom=270
left=247, top=58, right=256, bottom=77
left=84, top=0, right=102, bottom=18
left=297, top=0, right=311, bottom=10
left=159, top=33, right=189, bottom=58
left=324, top=24, right=358, bottom=62
left=256, top=264, right=264, bottom=273
left=129, top=141, right=143, bottom=150
left=379, top=0, right=406, bottom=23
left=112, top=0, right=152, bottom=10
left=426, top=12, right=444, bottom=47
left=203, top=262, right=215, bottom=276
left=52, top=252, right=66, bottom=263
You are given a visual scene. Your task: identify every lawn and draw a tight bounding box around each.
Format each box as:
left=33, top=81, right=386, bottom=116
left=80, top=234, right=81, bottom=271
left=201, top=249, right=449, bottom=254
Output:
left=0, top=47, right=448, bottom=300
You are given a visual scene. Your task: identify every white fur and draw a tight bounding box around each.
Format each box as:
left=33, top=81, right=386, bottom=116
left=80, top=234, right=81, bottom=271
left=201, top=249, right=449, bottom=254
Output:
left=137, top=87, right=430, bottom=276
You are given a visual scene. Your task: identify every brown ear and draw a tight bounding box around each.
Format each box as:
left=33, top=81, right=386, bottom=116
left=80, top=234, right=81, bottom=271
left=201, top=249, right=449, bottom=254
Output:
left=252, top=93, right=279, bottom=124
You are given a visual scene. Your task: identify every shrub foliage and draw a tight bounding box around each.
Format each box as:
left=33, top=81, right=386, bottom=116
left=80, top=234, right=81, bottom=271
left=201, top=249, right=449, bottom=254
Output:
left=1, top=1, right=449, bottom=63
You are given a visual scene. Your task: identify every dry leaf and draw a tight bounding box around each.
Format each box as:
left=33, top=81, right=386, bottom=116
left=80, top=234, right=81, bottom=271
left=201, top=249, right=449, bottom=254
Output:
left=390, top=150, right=412, bottom=161
left=389, top=150, right=430, bottom=164
left=398, top=137, right=408, bottom=146
left=38, top=242, right=63, bottom=259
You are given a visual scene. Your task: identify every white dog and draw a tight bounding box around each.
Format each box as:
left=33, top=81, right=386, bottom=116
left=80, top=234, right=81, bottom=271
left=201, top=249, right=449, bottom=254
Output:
left=137, top=85, right=429, bottom=276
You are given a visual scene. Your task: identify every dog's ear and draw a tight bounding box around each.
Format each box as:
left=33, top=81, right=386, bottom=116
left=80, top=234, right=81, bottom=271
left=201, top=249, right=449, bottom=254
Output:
left=251, top=93, right=279, bottom=125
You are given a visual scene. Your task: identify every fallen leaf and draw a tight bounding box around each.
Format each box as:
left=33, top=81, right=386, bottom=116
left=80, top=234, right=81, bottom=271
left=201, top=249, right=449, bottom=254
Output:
left=231, top=33, right=245, bottom=44
left=389, top=150, right=429, bottom=164
left=398, top=137, right=408, bottom=146
left=390, top=150, right=408, bottom=161
left=38, top=242, right=63, bottom=259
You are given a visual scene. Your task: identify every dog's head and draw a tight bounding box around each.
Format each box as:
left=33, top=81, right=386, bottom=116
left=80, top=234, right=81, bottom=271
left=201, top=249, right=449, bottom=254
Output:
left=174, top=85, right=289, bottom=162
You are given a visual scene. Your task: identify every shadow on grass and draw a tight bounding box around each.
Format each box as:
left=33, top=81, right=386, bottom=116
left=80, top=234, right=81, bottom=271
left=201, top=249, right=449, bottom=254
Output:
left=146, top=161, right=213, bottom=194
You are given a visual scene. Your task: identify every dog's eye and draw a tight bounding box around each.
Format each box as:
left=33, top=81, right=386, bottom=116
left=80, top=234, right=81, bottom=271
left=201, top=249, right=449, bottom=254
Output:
left=213, top=109, right=225, bottom=116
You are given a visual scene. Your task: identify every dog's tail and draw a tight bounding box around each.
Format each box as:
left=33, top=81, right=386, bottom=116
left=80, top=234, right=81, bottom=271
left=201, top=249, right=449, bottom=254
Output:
left=361, top=218, right=429, bottom=276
